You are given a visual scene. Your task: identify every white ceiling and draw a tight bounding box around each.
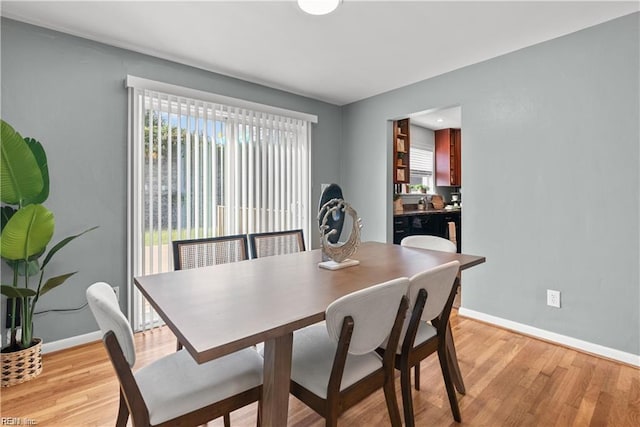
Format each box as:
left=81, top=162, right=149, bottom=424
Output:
left=2, top=1, right=638, bottom=106
left=411, top=106, right=461, bottom=130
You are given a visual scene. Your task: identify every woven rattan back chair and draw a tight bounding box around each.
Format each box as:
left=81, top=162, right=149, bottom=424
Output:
left=171, top=234, right=249, bottom=351
left=248, top=229, right=305, bottom=259
left=172, top=234, right=249, bottom=270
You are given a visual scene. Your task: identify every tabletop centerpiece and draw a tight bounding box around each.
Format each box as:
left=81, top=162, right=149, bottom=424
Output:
left=317, top=184, right=362, bottom=270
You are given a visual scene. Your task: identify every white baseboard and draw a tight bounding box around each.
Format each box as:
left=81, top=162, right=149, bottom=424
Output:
left=458, top=307, right=640, bottom=367
left=41, top=330, right=102, bottom=354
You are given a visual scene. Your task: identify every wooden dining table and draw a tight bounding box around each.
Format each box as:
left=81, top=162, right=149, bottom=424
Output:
left=134, top=241, right=485, bottom=426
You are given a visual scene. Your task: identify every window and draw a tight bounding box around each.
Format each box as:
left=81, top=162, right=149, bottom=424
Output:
left=126, top=77, right=316, bottom=329
left=410, top=146, right=434, bottom=192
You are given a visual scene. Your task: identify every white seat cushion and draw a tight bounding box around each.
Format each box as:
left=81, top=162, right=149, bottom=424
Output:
left=135, top=347, right=263, bottom=425
left=290, top=322, right=383, bottom=399
left=414, top=320, right=437, bottom=347
left=380, top=320, right=437, bottom=354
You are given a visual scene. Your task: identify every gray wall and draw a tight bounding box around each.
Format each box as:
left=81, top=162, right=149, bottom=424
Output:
left=342, top=13, right=639, bottom=355
left=0, top=19, right=342, bottom=343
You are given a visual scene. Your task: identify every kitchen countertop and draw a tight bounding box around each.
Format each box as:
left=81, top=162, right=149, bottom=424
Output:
left=394, top=208, right=461, bottom=217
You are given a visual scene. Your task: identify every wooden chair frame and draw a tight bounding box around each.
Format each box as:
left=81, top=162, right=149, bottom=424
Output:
left=104, top=330, right=262, bottom=427
left=290, top=296, right=408, bottom=427
left=172, top=234, right=249, bottom=271
left=391, top=277, right=462, bottom=426
left=248, top=229, right=305, bottom=259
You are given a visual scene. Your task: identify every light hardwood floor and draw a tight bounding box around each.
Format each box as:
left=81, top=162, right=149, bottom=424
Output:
left=1, top=311, right=638, bottom=426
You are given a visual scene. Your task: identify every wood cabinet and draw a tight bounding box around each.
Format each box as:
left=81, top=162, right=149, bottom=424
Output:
left=393, top=211, right=461, bottom=252
left=435, top=128, right=461, bottom=187
left=393, top=119, right=410, bottom=183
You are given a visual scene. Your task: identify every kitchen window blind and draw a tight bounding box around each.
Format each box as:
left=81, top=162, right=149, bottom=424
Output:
left=410, top=147, right=433, bottom=177
left=126, top=76, right=314, bottom=331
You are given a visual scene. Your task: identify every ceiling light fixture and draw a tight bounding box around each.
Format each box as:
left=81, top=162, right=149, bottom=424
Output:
left=297, top=0, right=341, bottom=16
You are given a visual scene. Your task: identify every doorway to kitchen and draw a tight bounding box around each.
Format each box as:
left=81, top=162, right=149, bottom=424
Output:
left=391, top=105, right=463, bottom=304
left=392, top=105, right=462, bottom=216
left=408, top=106, right=461, bottom=202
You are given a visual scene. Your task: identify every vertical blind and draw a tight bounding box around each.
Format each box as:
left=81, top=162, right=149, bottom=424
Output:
left=127, top=78, right=313, bottom=330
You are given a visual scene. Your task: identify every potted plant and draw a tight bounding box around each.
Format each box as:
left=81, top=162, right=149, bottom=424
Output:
left=0, top=120, right=96, bottom=387
left=411, top=184, right=428, bottom=194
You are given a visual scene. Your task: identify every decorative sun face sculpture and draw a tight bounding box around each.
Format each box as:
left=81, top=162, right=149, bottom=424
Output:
left=318, top=185, right=362, bottom=264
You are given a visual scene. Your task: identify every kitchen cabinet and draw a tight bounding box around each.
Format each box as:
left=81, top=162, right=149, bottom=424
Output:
left=393, top=118, right=410, bottom=183
left=435, top=128, right=461, bottom=186
left=393, top=210, right=461, bottom=252
left=393, top=216, right=409, bottom=244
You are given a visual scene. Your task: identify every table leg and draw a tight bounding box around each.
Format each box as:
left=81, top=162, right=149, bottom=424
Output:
left=262, top=333, right=293, bottom=427
left=445, top=323, right=466, bottom=394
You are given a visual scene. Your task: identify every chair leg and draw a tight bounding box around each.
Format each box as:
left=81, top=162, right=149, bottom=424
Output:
left=414, top=362, right=421, bottom=390
left=325, top=416, right=338, bottom=427
left=223, top=413, right=231, bottom=427
left=445, top=324, right=466, bottom=394
left=256, top=401, right=262, bottom=427
left=401, top=364, right=415, bottom=427
left=437, top=345, right=461, bottom=422
left=383, top=374, right=403, bottom=427
left=115, top=391, right=129, bottom=427
left=326, top=398, right=339, bottom=427
left=176, top=340, right=183, bottom=351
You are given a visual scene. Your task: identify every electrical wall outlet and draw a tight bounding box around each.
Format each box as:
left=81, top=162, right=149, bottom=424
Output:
left=112, top=286, right=120, bottom=301
left=547, top=289, right=561, bottom=308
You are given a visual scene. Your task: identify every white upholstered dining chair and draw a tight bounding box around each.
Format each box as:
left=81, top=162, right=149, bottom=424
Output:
left=400, top=234, right=461, bottom=378
left=86, top=282, right=263, bottom=427
left=400, top=233, right=461, bottom=309
left=379, top=261, right=461, bottom=425
left=287, top=277, right=410, bottom=427
left=400, top=234, right=457, bottom=253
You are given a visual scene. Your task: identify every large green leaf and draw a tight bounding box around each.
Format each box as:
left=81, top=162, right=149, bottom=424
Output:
left=0, top=204, right=54, bottom=260
left=0, top=120, right=44, bottom=205
left=41, top=226, right=98, bottom=269
left=40, top=272, right=77, bottom=295
left=0, top=285, right=37, bottom=298
left=10, top=259, right=40, bottom=277
left=23, top=137, right=49, bottom=205
left=1, top=206, right=16, bottom=233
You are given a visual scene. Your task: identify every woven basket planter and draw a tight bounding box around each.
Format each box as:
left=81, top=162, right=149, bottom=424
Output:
left=1, top=338, right=43, bottom=387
